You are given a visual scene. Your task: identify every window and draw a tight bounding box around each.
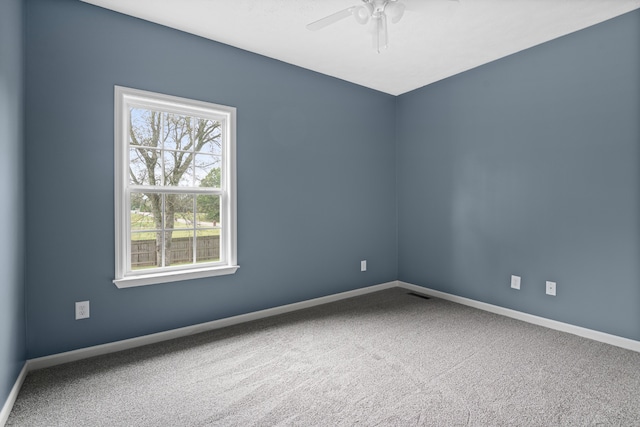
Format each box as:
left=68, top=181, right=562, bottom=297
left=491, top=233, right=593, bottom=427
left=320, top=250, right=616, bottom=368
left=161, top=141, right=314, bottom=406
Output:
left=114, top=86, right=238, bottom=288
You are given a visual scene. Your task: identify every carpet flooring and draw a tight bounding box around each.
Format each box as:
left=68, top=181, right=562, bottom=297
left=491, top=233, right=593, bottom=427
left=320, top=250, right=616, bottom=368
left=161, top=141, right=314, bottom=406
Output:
left=7, top=288, right=640, bottom=426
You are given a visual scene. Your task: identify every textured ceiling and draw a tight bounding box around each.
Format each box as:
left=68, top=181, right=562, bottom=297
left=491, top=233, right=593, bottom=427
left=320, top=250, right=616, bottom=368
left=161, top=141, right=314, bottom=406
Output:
left=80, top=0, right=640, bottom=95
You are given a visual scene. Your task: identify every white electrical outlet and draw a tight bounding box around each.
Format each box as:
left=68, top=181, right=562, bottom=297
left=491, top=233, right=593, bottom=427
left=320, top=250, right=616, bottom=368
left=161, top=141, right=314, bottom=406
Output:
left=546, top=281, right=556, bottom=296
left=76, top=301, right=90, bottom=320
left=361, top=260, right=367, bottom=272
left=510, top=275, right=521, bottom=290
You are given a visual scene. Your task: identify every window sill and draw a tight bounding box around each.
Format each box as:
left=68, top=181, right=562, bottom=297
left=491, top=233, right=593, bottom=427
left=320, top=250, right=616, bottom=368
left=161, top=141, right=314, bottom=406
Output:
left=113, top=265, right=239, bottom=288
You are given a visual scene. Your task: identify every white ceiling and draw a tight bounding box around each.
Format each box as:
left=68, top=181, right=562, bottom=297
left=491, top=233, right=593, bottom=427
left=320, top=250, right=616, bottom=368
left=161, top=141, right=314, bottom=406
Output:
left=80, top=0, right=640, bottom=95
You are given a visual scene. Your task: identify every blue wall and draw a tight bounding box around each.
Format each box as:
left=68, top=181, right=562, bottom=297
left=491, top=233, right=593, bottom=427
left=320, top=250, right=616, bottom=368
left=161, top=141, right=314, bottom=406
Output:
left=24, top=0, right=397, bottom=358
left=20, top=0, right=640, bottom=361
left=0, top=0, right=26, bottom=407
left=397, top=10, right=640, bottom=341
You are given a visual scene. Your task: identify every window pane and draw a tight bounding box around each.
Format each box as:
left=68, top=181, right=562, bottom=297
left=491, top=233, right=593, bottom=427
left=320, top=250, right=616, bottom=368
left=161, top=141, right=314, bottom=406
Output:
left=163, top=149, right=194, bottom=187
left=130, top=148, right=162, bottom=186
left=196, top=194, right=220, bottom=226
left=194, top=155, right=221, bottom=187
left=130, top=108, right=161, bottom=148
left=197, top=165, right=221, bottom=189
left=164, top=113, right=193, bottom=151
left=196, top=231, right=220, bottom=264
left=131, top=231, right=161, bottom=270
left=197, top=118, right=223, bottom=155
left=166, top=194, right=194, bottom=229
left=195, top=193, right=220, bottom=265
left=130, top=193, right=161, bottom=231
left=166, top=231, right=194, bottom=267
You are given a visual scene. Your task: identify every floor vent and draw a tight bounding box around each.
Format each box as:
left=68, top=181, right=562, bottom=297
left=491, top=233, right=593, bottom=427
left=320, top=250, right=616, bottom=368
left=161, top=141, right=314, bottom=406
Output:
left=407, top=292, right=430, bottom=300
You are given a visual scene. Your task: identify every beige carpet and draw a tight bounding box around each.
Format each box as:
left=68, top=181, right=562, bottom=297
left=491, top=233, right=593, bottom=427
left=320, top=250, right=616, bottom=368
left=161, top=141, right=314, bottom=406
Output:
left=7, top=288, right=640, bottom=426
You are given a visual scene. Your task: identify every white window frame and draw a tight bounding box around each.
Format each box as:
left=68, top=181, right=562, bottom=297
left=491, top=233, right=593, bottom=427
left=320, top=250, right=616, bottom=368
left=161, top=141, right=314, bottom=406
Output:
left=113, top=86, right=238, bottom=288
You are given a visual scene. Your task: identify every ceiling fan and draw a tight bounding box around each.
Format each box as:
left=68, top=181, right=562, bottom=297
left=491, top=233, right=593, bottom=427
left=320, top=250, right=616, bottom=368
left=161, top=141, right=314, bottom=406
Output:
left=306, top=0, right=407, bottom=53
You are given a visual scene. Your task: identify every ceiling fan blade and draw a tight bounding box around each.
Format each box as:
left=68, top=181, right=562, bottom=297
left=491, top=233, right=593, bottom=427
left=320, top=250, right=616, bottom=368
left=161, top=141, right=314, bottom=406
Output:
left=306, top=7, right=357, bottom=31
left=373, top=14, right=388, bottom=53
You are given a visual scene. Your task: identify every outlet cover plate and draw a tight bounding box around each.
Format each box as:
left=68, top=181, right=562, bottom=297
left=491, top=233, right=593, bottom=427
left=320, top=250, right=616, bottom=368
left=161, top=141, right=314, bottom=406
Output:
left=76, top=301, right=90, bottom=320
left=361, top=260, right=367, bottom=272
left=510, top=275, right=521, bottom=290
left=546, top=281, right=556, bottom=296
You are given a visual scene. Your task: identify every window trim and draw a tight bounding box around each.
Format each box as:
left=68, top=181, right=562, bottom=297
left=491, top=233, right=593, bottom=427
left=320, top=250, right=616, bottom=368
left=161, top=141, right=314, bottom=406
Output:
left=113, top=86, right=238, bottom=288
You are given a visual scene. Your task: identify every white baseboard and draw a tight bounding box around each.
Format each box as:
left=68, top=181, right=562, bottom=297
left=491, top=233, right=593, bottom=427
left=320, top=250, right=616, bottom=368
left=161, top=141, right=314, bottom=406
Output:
left=0, top=362, right=28, bottom=427
left=5, top=279, right=639, bottom=425
left=21, top=280, right=640, bottom=370
left=28, top=281, right=397, bottom=371
left=398, top=281, right=640, bottom=353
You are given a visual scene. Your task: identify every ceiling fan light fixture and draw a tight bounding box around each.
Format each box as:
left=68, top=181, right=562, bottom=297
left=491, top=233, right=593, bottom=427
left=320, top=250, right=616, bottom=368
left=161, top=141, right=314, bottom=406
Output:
left=353, top=5, right=371, bottom=25
left=386, top=2, right=405, bottom=24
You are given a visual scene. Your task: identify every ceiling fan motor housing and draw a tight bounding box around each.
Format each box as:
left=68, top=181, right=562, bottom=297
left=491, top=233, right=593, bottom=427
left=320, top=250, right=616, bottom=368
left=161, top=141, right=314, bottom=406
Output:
left=357, top=0, right=405, bottom=24
left=306, top=0, right=406, bottom=52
